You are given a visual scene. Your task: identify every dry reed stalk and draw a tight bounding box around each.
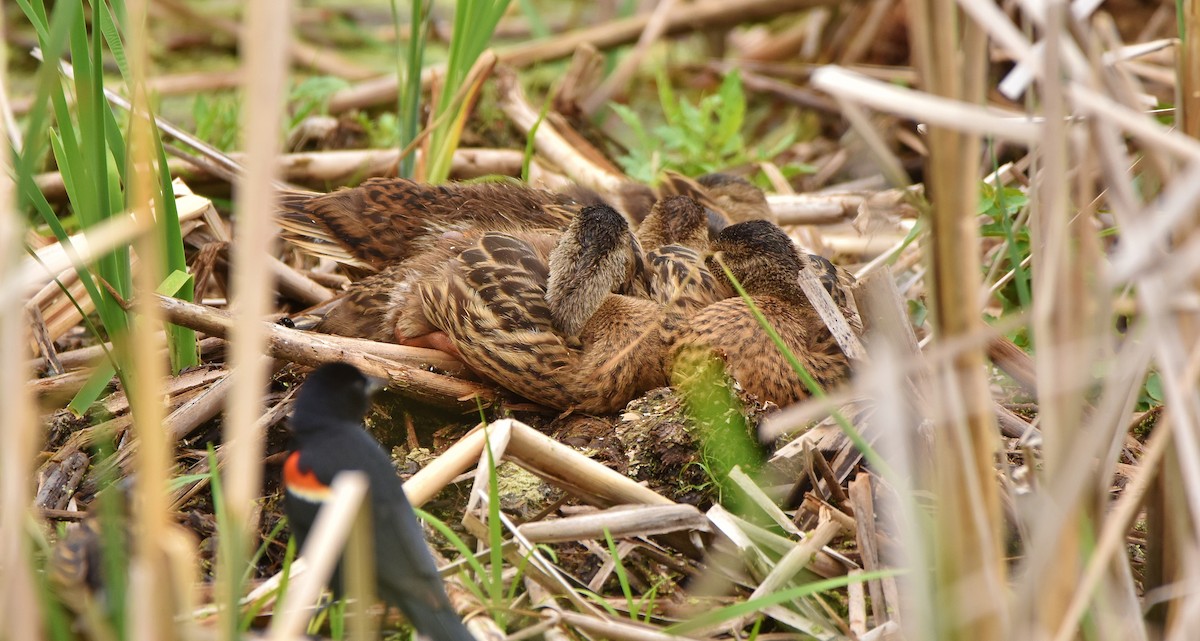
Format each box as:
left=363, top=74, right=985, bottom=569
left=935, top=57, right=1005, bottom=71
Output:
left=1022, top=7, right=1096, bottom=632
left=154, top=0, right=373, bottom=81
left=505, top=420, right=674, bottom=508
left=902, top=0, right=1007, bottom=636
left=555, top=610, right=703, bottom=641
left=151, top=294, right=489, bottom=406
left=121, top=0, right=186, bottom=635
left=516, top=505, right=708, bottom=543
left=811, top=66, right=1040, bottom=143
left=217, top=2, right=291, bottom=638
left=1051, top=411, right=1173, bottom=641
left=0, top=5, right=42, bottom=634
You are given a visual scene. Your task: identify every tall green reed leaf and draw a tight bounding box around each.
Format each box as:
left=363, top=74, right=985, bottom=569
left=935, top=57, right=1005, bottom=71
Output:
left=392, top=0, right=430, bottom=179
left=424, top=0, right=511, bottom=183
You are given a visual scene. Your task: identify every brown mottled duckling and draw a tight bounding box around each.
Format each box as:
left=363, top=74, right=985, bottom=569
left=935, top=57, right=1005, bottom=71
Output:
left=637, top=195, right=732, bottom=317
left=277, top=177, right=578, bottom=270
left=658, top=172, right=774, bottom=236
left=314, top=191, right=717, bottom=348
left=671, top=220, right=853, bottom=406
left=417, top=204, right=672, bottom=413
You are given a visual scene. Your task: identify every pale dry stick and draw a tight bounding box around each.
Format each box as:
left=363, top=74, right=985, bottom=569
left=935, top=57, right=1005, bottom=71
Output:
left=267, top=255, right=334, bottom=306
left=707, top=504, right=853, bottom=578
left=110, top=369, right=234, bottom=473
left=847, top=569, right=868, bottom=636
left=169, top=383, right=293, bottom=511
left=496, top=67, right=630, bottom=203
left=580, top=0, right=679, bottom=116
left=584, top=538, right=638, bottom=592
left=463, top=419, right=514, bottom=520
left=102, top=364, right=227, bottom=416
left=519, top=578, right=571, bottom=641
left=302, top=332, right=467, bottom=376
left=556, top=611, right=704, bottom=641
left=505, top=420, right=674, bottom=507
left=995, top=0, right=1098, bottom=100
left=517, top=505, right=708, bottom=543
left=1071, top=83, right=1200, bottom=162
left=811, top=66, right=1041, bottom=144
left=772, top=192, right=865, bottom=224
left=798, top=267, right=868, bottom=363
left=490, top=497, right=607, bottom=619
left=151, top=294, right=491, bottom=407
left=1011, top=336, right=1156, bottom=621
left=395, top=423, right=487, bottom=508
left=849, top=473, right=889, bottom=627
left=32, top=50, right=258, bottom=189
left=1107, top=159, right=1200, bottom=282
left=749, top=510, right=843, bottom=602
left=1050, top=414, right=1172, bottom=641
left=268, top=473, right=370, bottom=641
left=8, top=215, right=141, bottom=308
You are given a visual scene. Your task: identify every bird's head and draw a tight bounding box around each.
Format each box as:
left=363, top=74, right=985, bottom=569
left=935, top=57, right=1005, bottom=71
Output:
left=289, top=362, right=384, bottom=437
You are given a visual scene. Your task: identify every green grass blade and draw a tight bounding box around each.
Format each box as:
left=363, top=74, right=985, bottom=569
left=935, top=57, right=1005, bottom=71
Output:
left=603, top=528, right=637, bottom=620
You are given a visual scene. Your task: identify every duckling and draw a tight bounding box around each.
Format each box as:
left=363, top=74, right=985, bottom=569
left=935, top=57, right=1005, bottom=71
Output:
left=417, top=204, right=671, bottom=413
left=671, top=220, right=853, bottom=406
left=637, top=196, right=733, bottom=318
left=658, top=172, right=774, bottom=236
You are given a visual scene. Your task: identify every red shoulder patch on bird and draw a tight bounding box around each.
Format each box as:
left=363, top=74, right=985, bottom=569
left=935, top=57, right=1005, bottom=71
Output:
left=283, top=451, right=332, bottom=503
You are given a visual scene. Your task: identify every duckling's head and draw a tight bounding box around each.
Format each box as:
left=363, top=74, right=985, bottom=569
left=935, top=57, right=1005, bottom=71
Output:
left=547, top=204, right=641, bottom=336
left=707, top=220, right=804, bottom=297
left=637, top=196, right=710, bottom=252
left=698, top=173, right=772, bottom=224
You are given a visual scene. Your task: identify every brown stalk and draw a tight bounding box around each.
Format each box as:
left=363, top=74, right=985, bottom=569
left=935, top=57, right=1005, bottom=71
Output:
left=149, top=294, right=492, bottom=408
left=906, top=0, right=1006, bottom=632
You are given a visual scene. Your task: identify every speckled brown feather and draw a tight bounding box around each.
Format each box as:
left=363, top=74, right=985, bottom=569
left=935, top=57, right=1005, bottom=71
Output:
left=671, top=220, right=853, bottom=406
left=636, top=196, right=711, bottom=252
left=316, top=229, right=559, bottom=344
left=278, top=177, right=577, bottom=270
left=418, top=211, right=669, bottom=413
left=638, top=196, right=732, bottom=323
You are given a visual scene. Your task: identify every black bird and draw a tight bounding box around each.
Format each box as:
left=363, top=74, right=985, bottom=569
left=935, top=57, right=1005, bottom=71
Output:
left=283, top=362, right=474, bottom=641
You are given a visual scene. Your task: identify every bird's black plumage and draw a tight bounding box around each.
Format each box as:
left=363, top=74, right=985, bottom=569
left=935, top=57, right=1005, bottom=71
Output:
left=283, top=362, right=474, bottom=641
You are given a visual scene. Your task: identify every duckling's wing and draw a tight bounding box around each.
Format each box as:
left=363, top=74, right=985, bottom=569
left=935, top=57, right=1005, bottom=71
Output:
left=278, top=178, right=576, bottom=269
left=420, top=233, right=579, bottom=408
